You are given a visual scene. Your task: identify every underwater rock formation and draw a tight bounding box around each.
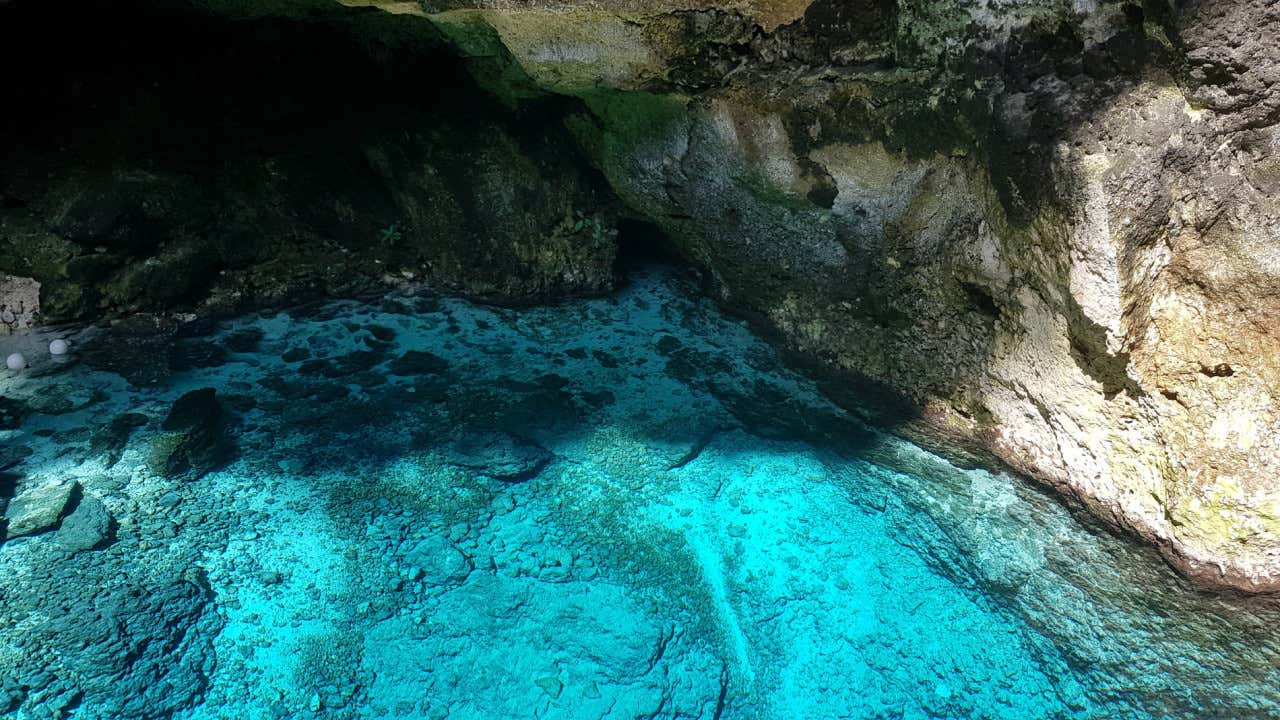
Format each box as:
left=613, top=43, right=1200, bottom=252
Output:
left=150, top=388, right=236, bottom=481
left=3, top=0, right=1280, bottom=590
left=4, top=269, right=1280, bottom=719
left=1, top=568, right=220, bottom=719
left=2, top=478, right=79, bottom=540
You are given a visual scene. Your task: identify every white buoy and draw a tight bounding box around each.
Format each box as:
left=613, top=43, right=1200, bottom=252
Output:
left=5, top=352, right=25, bottom=371
left=49, top=339, right=69, bottom=356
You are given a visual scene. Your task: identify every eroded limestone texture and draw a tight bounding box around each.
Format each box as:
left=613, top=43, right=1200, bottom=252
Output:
left=0, top=275, right=39, bottom=334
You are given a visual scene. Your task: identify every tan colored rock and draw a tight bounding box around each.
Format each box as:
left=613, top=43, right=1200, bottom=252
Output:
left=4, top=479, right=78, bottom=540
left=0, top=275, right=39, bottom=335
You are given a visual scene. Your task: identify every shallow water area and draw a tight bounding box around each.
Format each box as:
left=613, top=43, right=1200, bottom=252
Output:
left=3, top=267, right=1280, bottom=720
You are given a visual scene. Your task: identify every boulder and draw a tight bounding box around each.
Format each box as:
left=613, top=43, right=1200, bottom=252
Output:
left=3, top=478, right=79, bottom=539
left=37, top=575, right=220, bottom=720
left=388, top=350, right=450, bottom=376
left=148, top=388, right=235, bottom=481
left=402, top=535, right=473, bottom=586
left=55, top=493, right=115, bottom=552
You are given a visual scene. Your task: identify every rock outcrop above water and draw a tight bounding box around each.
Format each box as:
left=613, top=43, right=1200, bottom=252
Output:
left=3, top=0, right=1280, bottom=590
left=0, top=5, right=619, bottom=317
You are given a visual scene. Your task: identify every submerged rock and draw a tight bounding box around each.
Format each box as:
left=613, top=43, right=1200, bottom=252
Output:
left=0, top=274, right=39, bottom=334
left=0, top=396, right=29, bottom=430
left=4, top=269, right=1280, bottom=718
left=80, top=316, right=179, bottom=386
left=402, top=535, right=473, bottom=586
left=23, top=382, right=104, bottom=415
left=222, top=327, right=263, bottom=353
left=56, top=493, right=116, bottom=552
left=148, top=388, right=235, bottom=480
left=2, top=478, right=78, bottom=540
left=88, top=411, right=149, bottom=467
left=445, top=431, right=552, bottom=483
left=388, top=350, right=450, bottom=376
left=21, top=574, right=221, bottom=720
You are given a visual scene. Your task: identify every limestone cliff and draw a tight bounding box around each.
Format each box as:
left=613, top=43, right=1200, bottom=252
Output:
left=3, top=0, right=1279, bottom=590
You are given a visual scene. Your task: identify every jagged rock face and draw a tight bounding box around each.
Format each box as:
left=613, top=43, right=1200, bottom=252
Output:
left=2, top=0, right=1279, bottom=590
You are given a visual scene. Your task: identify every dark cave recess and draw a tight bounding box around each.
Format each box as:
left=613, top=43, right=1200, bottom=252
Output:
left=0, top=0, right=624, bottom=319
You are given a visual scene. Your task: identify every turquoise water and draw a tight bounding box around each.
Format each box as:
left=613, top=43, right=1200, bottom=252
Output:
left=2, top=267, right=1280, bottom=720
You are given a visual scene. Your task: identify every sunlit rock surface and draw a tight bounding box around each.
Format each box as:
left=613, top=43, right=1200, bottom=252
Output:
left=3, top=268, right=1280, bottom=718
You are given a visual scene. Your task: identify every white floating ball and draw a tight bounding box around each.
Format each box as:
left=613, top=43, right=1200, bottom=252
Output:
left=49, top=339, right=69, bottom=356
left=5, top=352, right=26, bottom=371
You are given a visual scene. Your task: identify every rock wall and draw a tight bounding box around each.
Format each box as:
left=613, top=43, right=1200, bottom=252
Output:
left=3, top=0, right=1280, bottom=590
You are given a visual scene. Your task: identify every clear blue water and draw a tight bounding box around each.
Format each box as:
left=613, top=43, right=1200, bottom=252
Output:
left=3, top=268, right=1280, bottom=720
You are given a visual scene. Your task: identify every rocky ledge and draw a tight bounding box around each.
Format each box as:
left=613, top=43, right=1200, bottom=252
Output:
left=3, top=0, right=1280, bottom=591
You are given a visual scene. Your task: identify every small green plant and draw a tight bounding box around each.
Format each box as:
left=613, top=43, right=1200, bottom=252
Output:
left=568, top=210, right=616, bottom=248
left=379, top=223, right=404, bottom=244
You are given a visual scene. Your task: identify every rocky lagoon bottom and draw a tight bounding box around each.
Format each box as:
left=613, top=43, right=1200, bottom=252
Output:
left=2, top=267, right=1279, bottom=720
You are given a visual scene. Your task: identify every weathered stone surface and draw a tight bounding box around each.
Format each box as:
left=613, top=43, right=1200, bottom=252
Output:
left=149, top=388, right=236, bottom=481
left=388, top=349, right=450, bottom=376
left=56, top=493, right=116, bottom=552
left=445, top=430, right=553, bottom=482
left=0, top=4, right=620, bottom=319
left=80, top=315, right=182, bottom=387
left=399, top=0, right=1280, bottom=590
left=402, top=534, right=474, bottom=585
left=3, top=478, right=78, bottom=540
left=3, top=568, right=222, bottom=720
left=0, top=274, right=38, bottom=334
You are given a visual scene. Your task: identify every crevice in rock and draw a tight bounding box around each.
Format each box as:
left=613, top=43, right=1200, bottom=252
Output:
left=959, top=280, right=1002, bottom=322
left=1199, top=363, right=1235, bottom=378
left=1064, top=294, right=1145, bottom=400
left=613, top=218, right=689, bottom=275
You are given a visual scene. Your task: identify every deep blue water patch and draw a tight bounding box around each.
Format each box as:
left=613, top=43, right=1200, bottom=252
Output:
left=2, top=268, right=1280, bottom=719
